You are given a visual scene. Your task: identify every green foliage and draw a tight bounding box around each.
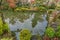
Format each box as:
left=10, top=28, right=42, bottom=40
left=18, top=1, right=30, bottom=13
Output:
left=15, top=7, right=29, bottom=11
left=56, top=7, right=60, bottom=10
left=0, top=17, right=3, bottom=35
left=0, top=17, right=10, bottom=35
left=0, top=28, right=3, bottom=35
left=2, top=3, right=9, bottom=10
left=45, top=27, right=55, bottom=38
left=48, top=3, right=56, bottom=9
left=47, top=9, right=54, bottom=14
left=56, top=25, right=60, bottom=37
left=2, top=23, right=10, bottom=33
left=36, top=35, right=42, bottom=40
left=20, top=29, right=32, bottom=40
left=38, top=6, right=47, bottom=12
left=57, top=25, right=60, bottom=30
left=56, top=30, right=60, bottom=37
left=32, top=19, right=37, bottom=27
left=1, top=37, right=13, bottom=40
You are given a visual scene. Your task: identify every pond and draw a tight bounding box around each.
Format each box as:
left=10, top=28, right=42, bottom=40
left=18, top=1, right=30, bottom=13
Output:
left=3, top=11, right=48, bottom=40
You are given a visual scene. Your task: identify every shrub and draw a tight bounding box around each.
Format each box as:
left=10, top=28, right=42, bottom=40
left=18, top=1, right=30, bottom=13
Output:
left=2, top=23, right=10, bottom=33
left=38, top=6, right=47, bottom=12
left=0, top=17, right=10, bottom=35
left=56, top=25, right=60, bottom=37
left=45, top=27, right=55, bottom=38
left=49, top=3, right=56, bottom=9
left=0, top=17, right=3, bottom=35
left=57, top=25, right=60, bottom=31
left=1, top=37, right=13, bottom=40
left=20, top=29, right=31, bottom=40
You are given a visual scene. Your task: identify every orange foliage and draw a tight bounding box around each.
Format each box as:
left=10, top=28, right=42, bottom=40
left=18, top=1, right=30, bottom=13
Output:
left=31, top=0, right=35, bottom=4
left=7, top=0, right=16, bottom=8
left=43, top=35, right=50, bottom=40
left=53, top=37, right=58, bottom=40
left=55, top=0, right=59, bottom=3
left=9, top=3, right=16, bottom=8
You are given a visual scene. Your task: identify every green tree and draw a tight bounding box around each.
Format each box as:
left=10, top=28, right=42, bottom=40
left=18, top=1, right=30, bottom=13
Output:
left=56, top=25, right=60, bottom=37
left=45, top=27, right=55, bottom=38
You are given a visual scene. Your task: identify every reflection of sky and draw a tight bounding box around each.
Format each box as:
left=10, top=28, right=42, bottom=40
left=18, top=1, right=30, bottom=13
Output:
left=33, top=20, right=47, bottom=35
left=5, top=14, right=47, bottom=36
left=5, top=14, right=34, bottom=31
left=15, top=32, right=20, bottom=40
left=5, top=14, right=47, bottom=40
left=32, top=14, right=47, bottom=35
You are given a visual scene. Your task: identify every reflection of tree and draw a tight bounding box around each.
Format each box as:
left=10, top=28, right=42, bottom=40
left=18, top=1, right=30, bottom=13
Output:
left=9, top=16, right=16, bottom=24
left=3, top=11, right=32, bottom=23
left=17, top=12, right=30, bottom=22
left=32, top=12, right=44, bottom=27
left=31, top=6, right=47, bottom=27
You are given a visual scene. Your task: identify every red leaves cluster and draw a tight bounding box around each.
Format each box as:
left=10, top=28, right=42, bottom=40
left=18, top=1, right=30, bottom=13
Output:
left=30, top=0, right=35, bottom=4
left=55, top=0, right=59, bottom=3
left=43, top=35, right=59, bottom=40
left=53, top=37, right=58, bottom=40
left=43, top=35, right=50, bottom=40
left=7, top=0, right=16, bottom=8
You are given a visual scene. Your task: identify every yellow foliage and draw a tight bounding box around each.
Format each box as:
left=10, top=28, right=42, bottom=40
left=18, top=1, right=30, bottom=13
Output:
left=20, top=29, right=31, bottom=40
left=0, top=17, right=10, bottom=35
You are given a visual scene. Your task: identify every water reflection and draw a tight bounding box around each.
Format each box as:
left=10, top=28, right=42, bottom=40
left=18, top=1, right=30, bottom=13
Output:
left=5, top=13, right=34, bottom=31
left=4, top=12, right=47, bottom=40
left=32, top=13, right=44, bottom=27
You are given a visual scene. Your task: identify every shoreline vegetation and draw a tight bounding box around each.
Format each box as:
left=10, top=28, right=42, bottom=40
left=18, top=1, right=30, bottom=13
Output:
left=0, top=0, right=60, bottom=40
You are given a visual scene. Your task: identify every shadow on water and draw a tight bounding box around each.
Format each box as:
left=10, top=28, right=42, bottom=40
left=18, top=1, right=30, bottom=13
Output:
left=3, top=11, right=47, bottom=40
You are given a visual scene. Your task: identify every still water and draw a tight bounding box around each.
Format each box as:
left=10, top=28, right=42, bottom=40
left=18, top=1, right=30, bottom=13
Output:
left=4, top=11, right=47, bottom=40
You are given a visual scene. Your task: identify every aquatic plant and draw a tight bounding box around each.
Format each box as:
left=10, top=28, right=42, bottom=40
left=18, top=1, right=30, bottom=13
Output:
left=20, top=29, right=31, bottom=40
left=45, top=27, right=55, bottom=38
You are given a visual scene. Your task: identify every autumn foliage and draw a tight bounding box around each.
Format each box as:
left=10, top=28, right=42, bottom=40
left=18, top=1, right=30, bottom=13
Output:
left=7, top=0, right=16, bottom=8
